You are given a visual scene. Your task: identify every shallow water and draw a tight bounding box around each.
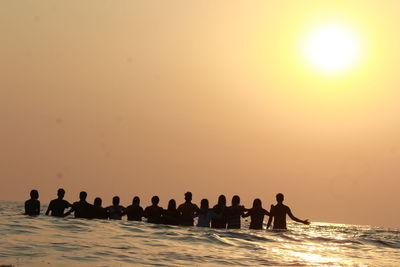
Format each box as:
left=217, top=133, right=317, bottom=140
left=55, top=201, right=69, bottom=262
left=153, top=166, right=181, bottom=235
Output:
left=0, top=201, right=399, bottom=266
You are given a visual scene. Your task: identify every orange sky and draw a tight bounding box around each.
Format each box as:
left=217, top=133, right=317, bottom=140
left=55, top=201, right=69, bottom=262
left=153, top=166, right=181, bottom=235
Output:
left=1, top=1, right=399, bottom=228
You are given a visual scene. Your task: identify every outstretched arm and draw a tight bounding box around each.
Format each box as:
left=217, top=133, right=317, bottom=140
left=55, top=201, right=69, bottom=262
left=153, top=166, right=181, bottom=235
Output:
left=288, top=208, right=310, bottom=225
left=63, top=206, right=75, bottom=217
left=242, top=210, right=251, bottom=218
left=266, top=205, right=274, bottom=229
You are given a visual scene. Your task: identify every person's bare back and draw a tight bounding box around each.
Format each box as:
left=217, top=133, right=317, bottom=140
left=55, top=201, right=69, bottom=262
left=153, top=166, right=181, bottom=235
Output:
left=267, top=193, right=310, bottom=230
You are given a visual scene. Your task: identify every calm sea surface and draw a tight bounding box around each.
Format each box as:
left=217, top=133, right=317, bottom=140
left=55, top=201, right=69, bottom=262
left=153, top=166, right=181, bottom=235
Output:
left=0, top=201, right=399, bottom=266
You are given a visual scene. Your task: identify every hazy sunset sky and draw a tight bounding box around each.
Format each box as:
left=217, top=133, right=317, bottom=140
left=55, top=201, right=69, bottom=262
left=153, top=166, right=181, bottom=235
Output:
left=1, top=1, right=399, bottom=228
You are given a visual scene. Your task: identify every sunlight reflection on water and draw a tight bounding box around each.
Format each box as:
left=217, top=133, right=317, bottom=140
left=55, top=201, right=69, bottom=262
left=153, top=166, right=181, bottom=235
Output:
left=0, top=201, right=399, bottom=266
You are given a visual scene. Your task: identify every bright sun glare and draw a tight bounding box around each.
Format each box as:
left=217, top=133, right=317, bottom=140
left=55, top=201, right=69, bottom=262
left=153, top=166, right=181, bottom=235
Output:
left=303, top=23, right=361, bottom=74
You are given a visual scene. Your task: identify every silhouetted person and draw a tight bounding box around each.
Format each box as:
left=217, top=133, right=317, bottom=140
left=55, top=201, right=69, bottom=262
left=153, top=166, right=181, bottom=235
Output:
left=64, top=191, right=92, bottom=218
left=177, top=192, right=200, bottom=226
left=107, top=196, right=126, bottom=220
left=211, top=195, right=227, bottom=229
left=197, top=198, right=212, bottom=227
left=45, top=188, right=72, bottom=217
left=226, top=195, right=246, bottom=229
left=25, top=189, right=40, bottom=216
left=143, top=196, right=164, bottom=224
left=266, top=193, right=310, bottom=230
left=243, top=198, right=270, bottom=230
left=126, top=196, right=144, bottom=221
left=163, top=199, right=180, bottom=225
left=90, top=197, right=108, bottom=219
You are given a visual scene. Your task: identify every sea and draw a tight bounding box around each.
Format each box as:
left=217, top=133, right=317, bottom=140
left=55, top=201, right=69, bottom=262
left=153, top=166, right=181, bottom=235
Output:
left=0, top=201, right=399, bottom=266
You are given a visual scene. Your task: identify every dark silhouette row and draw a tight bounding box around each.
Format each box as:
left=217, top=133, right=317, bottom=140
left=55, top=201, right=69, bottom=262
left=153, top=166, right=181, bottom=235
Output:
left=25, top=189, right=310, bottom=230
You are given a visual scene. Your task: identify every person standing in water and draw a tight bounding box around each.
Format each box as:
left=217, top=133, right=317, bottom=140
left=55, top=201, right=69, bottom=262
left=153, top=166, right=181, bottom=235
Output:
left=243, top=198, right=270, bottom=230
left=45, top=188, right=72, bottom=217
left=64, top=191, right=92, bottom=218
left=25, top=189, right=40, bottom=216
left=126, top=196, right=144, bottom=221
left=267, top=193, right=310, bottom=230
left=197, top=198, right=212, bottom=227
left=226, top=195, right=247, bottom=229
left=91, top=197, right=108, bottom=219
left=163, top=199, right=180, bottom=225
left=107, top=196, right=126, bottom=220
left=177, top=192, right=200, bottom=226
left=143, top=196, right=164, bottom=224
left=211, top=195, right=227, bottom=229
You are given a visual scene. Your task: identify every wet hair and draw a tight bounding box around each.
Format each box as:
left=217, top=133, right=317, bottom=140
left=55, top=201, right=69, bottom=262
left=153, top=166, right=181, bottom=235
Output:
left=132, top=196, right=140, bottom=205
left=79, top=191, right=87, bottom=201
left=168, top=199, right=176, bottom=211
left=57, top=188, right=65, bottom=198
left=30, top=190, right=39, bottom=200
left=200, top=198, right=209, bottom=210
left=151, top=196, right=159, bottom=205
left=276, top=193, right=284, bottom=203
left=232, top=195, right=240, bottom=206
left=113, top=196, right=120, bottom=205
left=217, top=195, right=226, bottom=206
left=184, top=192, right=192, bottom=201
left=94, top=197, right=102, bottom=207
left=252, top=198, right=262, bottom=209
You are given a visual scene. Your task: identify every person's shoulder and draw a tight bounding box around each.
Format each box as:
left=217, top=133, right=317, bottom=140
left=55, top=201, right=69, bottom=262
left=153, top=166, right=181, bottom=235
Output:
left=25, top=199, right=30, bottom=204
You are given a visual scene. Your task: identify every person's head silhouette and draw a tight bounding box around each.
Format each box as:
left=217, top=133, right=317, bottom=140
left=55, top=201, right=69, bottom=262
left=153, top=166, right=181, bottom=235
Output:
left=132, top=196, right=140, bottom=205
left=218, top=195, right=226, bottom=206
left=30, top=189, right=39, bottom=200
left=232, top=195, right=240, bottom=206
left=168, top=199, right=176, bottom=210
left=200, top=198, right=209, bottom=210
left=57, top=188, right=65, bottom=199
left=79, top=191, right=87, bottom=201
left=151, top=196, right=159, bottom=206
left=184, top=192, right=192, bottom=202
left=276, top=193, right=284, bottom=204
left=253, top=198, right=262, bottom=209
left=113, top=196, right=120, bottom=206
left=94, top=197, right=102, bottom=207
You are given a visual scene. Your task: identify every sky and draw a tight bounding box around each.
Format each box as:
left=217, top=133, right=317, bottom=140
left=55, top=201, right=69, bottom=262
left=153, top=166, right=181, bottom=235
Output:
left=1, top=1, right=399, bottom=228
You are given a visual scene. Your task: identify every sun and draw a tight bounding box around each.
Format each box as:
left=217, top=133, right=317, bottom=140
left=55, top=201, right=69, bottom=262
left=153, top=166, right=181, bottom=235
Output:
left=303, top=23, right=361, bottom=74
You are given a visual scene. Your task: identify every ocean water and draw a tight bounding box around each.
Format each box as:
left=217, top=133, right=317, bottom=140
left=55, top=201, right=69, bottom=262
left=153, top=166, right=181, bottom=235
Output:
left=0, top=201, right=399, bottom=267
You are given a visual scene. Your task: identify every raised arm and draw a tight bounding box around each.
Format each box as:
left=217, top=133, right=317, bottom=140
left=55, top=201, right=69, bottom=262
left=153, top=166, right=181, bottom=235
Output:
left=287, top=208, right=310, bottom=225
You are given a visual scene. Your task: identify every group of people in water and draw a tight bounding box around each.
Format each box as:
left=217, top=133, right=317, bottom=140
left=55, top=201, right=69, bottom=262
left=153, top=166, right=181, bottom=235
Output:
left=24, top=189, right=310, bottom=230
